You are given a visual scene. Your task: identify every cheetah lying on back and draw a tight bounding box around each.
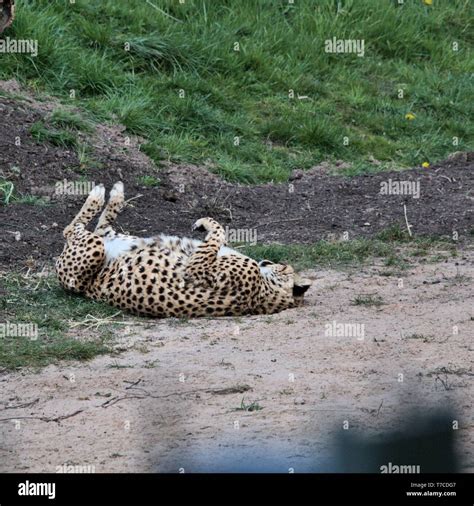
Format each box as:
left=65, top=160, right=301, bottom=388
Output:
left=55, top=183, right=311, bottom=317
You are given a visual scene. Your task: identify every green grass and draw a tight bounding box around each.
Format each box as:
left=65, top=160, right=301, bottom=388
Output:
left=240, top=240, right=391, bottom=269
left=30, top=120, right=78, bottom=148
left=49, top=108, right=94, bottom=133
left=27, top=109, right=99, bottom=169
left=0, top=273, right=121, bottom=370
left=29, top=108, right=95, bottom=151
left=0, top=331, right=109, bottom=371
left=0, top=0, right=471, bottom=183
left=238, top=226, right=456, bottom=270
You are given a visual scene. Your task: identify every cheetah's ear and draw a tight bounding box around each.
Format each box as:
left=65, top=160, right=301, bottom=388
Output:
left=293, top=282, right=311, bottom=297
left=293, top=275, right=311, bottom=297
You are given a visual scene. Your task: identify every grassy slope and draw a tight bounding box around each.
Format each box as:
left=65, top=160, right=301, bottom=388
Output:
left=0, top=0, right=472, bottom=183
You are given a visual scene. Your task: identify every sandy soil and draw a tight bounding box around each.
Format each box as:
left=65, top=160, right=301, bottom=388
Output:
left=0, top=252, right=472, bottom=473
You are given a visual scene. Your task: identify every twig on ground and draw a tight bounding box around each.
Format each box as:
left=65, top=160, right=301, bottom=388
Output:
left=376, top=400, right=383, bottom=417
left=403, top=204, right=413, bottom=237
left=4, top=398, right=40, bottom=410
left=124, top=379, right=143, bottom=390
left=256, top=217, right=305, bottom=228
left=0, top=409, right=83, bottom=424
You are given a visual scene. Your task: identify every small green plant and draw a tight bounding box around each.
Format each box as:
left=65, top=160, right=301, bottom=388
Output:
left=137, top=175, right=160, bottom=187
left=384, top=255, right=409, bottom=269
left=234, top=398, right=263, bottom=412
left=13, top=195, right=51, bottom=206
left=376, top=225, right=411, bottom=242
left=406, top=333, right=426, bottom=340
left=0, top=180, right=14, bottom=205
left=351, top=294, right=385, bottom=307
left=107, top=362, right=133, bottom=369
left=77, top=142, right=102, bottom=171
left=1, top=179, right=51, bottom=206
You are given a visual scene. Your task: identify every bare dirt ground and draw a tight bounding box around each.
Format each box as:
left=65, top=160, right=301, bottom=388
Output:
left=1, top=80, right=473, bottom=270
left=1, top=252, right=472, bottom=473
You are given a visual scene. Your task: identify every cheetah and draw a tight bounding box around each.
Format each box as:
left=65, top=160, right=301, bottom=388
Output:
left=55, top=182, right=311, bottom=317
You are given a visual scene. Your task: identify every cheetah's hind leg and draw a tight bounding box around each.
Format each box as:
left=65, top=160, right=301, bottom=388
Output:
left=62, top=184, right=105, bottom=239
left=94, top=181, right=125, bottom=238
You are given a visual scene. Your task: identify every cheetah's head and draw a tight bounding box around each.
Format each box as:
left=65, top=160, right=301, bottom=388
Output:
left=258, top=260, right=311, bottom=307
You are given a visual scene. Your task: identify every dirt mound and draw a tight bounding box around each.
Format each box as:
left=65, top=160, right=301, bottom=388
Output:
left=0, top=81, right=473, bottom=270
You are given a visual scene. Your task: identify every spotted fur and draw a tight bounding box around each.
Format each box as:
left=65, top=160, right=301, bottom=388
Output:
left=55, top=183, right=311, bottom=317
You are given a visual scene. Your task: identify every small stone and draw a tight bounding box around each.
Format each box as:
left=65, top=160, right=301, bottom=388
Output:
left=162, top=191, right=178, bottom=202
left=294, top=397, right=305, bottom=405
left=289, top=169, right=304, bottom=181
